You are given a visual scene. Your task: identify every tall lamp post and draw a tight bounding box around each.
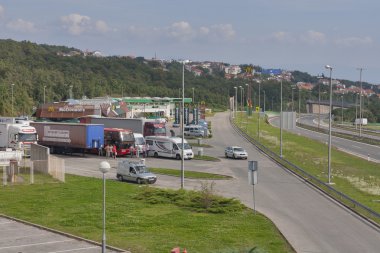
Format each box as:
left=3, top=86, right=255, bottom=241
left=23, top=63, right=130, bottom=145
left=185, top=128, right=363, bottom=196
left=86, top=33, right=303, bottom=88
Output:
left=257, top=81, right=261, bottom=139
left=291, top=87, right=295, bottom=111
left=280, top=78, right=283, bottom=158
left=99, top=161, right=111, bottom=253
left=263, top=90, right=266, bottom=112
left=325, top=65, right=333, bottom=184
left=43, top=85, right=46, bottom=104
left=341, top=96, right=344, bottom=125
left=234, top=86, right=237, bottom=119
left=318, top=84, right=321, bottom=129
left=181, top=61, right=189, bottom=189
left=192, top=87, right=195, bottom=104
left=357, top=68, right=363, bottom=137
left=11, top=83, right=15, bottom=117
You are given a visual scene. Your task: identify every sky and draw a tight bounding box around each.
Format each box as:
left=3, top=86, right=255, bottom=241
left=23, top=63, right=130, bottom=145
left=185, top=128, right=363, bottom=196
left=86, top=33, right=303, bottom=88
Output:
left=1, top=0, right=380, bottom=84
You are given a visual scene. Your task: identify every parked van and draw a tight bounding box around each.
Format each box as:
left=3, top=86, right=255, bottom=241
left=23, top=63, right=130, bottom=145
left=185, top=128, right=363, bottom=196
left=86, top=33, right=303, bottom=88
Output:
left=184, top=125, right=205, bottom=137
left=133, top=133, right=146, bottom=156
left=145, top=136, right=194, bottom=160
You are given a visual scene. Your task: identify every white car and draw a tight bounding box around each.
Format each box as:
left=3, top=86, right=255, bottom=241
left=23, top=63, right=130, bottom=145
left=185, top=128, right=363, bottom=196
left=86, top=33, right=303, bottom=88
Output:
left=225, top=146, right=248, bottom=159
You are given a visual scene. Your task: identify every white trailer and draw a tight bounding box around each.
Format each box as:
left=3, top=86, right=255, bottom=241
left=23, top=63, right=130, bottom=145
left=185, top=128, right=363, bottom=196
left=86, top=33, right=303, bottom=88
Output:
left=145, top=136, right=194, bottom=160
left=354, top=118, right=368, bottom=126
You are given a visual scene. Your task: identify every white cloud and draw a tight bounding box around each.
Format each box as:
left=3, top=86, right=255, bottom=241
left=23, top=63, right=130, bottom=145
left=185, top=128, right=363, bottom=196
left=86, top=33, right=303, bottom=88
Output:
left=334, top=36, right=373, bottom=47
left=61, top=13, right=91, bottom=35
left=0, top=5, right=4, bottom=19
left=167, top=21, right=195, bottom=41
left=271, top=31, right=296, bottom=43
left=95, top=20, right=109, bottom=33
left=300, top=30, right=327, bottom=45
left=208, top=24, right=235, bottom=40
left=6, top=19, right=36, bottom=33
left=61, top=13, right=112, bottom=35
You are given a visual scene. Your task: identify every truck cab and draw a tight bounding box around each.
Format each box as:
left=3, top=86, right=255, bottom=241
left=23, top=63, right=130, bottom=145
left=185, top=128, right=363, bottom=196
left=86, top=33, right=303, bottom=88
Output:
left=116, top=159, right=157, bottom=184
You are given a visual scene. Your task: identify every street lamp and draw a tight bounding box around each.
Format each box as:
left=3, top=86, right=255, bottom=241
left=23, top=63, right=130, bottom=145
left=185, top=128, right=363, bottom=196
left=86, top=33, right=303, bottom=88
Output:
left=280, top=78, right=283, bottom=158
left=325, top=65, right=333, bottom=184
left=341, top=95, right=344, bottom=125
left=318, top=84, right=321, bottom=129
left=11, top=83, right=15, bottom=117
left=99, top=161, right=111, bottom=253
left=234, top=86, right=237, bottom=119
left=181, top=60, right=190, bottom=189
left=43, top=85, right=46, bottom=104
left=263, top=90, right=266, bottom=112
left=291, top=87, right=295, bottom=112
left=357, top=68, right=363, bottom=137
left=257, top=81, right=261, bottom=140
left=192, top=87, right=195, bottom=104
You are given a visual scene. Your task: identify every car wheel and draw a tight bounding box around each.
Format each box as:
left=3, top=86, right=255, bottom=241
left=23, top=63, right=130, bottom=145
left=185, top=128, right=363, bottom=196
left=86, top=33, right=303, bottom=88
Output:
left=154, top=152, right=158, bottom=158
left=176, top=154, right=181, bottom=160
left=233, top=154, right=236, bottom=159
left=225, top=153, right=228, bottom=158
left=137, top=178, right=142, bottom=184
left=118, top=175, right=124, bottom=181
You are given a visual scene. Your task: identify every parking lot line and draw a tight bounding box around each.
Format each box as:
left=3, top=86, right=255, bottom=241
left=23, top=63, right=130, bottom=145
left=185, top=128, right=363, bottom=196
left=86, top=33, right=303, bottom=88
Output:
left=0, top=239, right=74, bottom=250
left=47, top=246, right=99, bottom=253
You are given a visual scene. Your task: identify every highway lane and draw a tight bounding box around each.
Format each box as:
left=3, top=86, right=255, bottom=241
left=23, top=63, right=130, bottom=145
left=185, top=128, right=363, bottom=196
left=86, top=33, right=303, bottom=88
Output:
left=270, top=115, right=380, bottom=162
left=63, top=111, right=380, bottom=253
left=300, top=113, right=380, bottom=141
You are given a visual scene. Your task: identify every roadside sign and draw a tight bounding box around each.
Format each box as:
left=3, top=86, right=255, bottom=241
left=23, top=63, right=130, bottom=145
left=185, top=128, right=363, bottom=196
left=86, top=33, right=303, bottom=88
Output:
left=248, top=161, right=258, bottom=185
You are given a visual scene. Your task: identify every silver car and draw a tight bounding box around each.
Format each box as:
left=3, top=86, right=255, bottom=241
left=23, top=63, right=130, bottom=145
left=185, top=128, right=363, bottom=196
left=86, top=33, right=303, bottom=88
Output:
left=225, top=146, right=248, bottom=159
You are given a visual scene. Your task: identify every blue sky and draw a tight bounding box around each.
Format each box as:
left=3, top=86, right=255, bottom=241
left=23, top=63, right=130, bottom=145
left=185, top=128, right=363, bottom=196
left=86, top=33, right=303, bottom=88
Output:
left=1, top=0, right=379, bottom=84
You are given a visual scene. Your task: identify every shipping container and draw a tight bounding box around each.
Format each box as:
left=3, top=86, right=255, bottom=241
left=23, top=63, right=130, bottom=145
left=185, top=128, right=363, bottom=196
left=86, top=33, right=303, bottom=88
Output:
left=30, top=122, right=104, bottom=155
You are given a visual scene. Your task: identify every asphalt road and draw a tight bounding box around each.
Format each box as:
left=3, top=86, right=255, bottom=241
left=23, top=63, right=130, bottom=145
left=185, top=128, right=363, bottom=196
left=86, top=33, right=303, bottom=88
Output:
left=0, top=216, right=123, bottom=253
left=270, top=115, right=380, bottom=162
left=62, top=112, right=380, bottom=253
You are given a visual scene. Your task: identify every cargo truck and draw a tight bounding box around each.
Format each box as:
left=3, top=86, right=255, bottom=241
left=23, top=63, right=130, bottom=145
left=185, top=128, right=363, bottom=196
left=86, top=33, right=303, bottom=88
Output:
left=79, top=116, right=166, bottom=137
left=30, top=122, right=104, bottom=155
left=0, top=117, right=38, bottom=156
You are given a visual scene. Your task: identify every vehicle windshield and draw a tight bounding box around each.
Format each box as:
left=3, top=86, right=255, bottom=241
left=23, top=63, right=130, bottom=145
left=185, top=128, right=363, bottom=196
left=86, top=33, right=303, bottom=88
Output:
left=135, top=165, right=149, bottom=173
left=18, top=133, right=38, bottom=142
left=134, top=137, right=145, bottom=145
left=179, top=143, right=191, bottom=150
left=120, top=132, right=134, bottom=142
left=234, top=147, right=245, bottom=152
left=153, top=128, right=166, bottom=135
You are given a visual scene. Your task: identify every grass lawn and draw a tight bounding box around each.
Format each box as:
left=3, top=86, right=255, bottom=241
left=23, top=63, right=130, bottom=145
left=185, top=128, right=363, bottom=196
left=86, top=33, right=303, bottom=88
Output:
left=150, top=167, right=230, bottom=180
left=0, top=173, right=294, bottom=253
left=234, top=114, right=380, bottom=220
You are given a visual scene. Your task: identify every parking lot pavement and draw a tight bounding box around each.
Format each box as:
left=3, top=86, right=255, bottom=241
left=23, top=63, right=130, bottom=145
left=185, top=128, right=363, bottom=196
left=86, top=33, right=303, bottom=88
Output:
left=0, top=216, right=125, bottom=253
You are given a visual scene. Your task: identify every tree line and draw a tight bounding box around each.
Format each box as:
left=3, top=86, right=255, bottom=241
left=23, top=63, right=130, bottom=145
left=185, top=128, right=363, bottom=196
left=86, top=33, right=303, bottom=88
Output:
left=0, top=39, right=379, bottom=122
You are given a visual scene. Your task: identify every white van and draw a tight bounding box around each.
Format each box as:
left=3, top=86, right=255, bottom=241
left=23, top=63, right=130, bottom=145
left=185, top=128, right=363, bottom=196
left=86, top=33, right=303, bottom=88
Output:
left=145, top=136, right=194, bottom=160
left=133, top=133, right=146, bottom=156
left=184, top=125, right=205, bottom=137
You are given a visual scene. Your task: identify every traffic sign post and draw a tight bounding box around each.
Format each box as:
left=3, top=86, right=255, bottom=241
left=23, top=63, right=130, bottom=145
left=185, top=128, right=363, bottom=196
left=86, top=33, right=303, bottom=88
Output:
left=248, top=161, right=258, bottom=214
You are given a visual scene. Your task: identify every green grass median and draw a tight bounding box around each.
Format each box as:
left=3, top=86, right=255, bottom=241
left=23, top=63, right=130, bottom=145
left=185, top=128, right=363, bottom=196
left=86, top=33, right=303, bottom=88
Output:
left=0, top=173, right=294, bottom=253
left=235, top=114, right=380, bottom=222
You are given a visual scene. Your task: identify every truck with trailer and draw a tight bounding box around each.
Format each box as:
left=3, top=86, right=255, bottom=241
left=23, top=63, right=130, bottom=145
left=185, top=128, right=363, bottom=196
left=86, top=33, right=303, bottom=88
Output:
left=0, top=117, right=38, bottom=156
left=30, top=122, right=104, bottom=155
left=79, top=116, right=166, bottom=137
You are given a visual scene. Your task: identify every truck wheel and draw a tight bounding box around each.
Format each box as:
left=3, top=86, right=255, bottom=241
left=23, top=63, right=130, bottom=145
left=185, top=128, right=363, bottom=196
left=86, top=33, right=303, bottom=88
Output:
left=154, top=152, right=158, bottom=158
left=137, top=178, right=142, bottom=184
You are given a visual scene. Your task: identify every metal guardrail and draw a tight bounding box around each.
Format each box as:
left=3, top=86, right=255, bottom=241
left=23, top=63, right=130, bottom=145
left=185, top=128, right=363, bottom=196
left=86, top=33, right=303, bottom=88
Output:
left=230, top=117, right=380, bottom=226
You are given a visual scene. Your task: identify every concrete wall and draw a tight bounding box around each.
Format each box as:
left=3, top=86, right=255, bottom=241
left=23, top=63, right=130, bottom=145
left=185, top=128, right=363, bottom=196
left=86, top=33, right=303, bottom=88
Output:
left=30, top=144, right=65, bottom=182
